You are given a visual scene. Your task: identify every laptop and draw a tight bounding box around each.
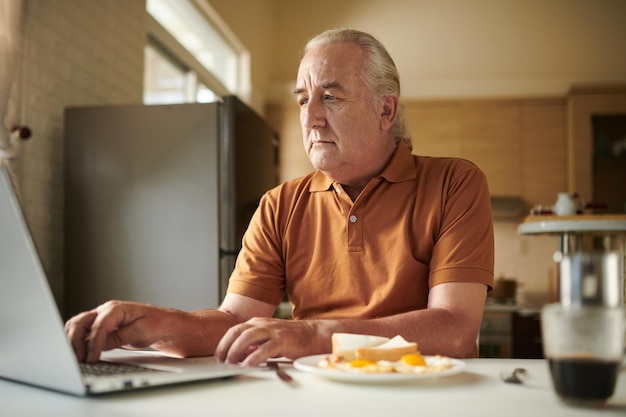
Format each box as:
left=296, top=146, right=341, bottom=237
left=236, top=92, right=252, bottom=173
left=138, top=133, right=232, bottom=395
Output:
left=0, top=164, right=261, bottom=395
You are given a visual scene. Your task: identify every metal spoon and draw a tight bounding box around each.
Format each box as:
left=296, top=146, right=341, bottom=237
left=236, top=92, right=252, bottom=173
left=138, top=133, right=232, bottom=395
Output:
left=501, top=367, right=527, bottom=384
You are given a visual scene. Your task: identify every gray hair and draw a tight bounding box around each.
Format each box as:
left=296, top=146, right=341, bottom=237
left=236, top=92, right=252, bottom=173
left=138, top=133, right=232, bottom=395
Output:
left=304, top=28, right=412, bottom=151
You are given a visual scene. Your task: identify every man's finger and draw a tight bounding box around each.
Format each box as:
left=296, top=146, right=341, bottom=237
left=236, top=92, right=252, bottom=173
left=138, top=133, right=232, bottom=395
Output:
left=64, top=310, right=98, bottom=363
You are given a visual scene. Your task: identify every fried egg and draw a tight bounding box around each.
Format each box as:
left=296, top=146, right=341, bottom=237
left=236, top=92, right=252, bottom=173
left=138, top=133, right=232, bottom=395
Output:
left=319, top=353, right=453, bottom=374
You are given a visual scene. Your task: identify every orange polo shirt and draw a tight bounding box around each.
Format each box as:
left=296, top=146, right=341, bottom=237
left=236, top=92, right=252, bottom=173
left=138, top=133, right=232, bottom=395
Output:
left=227, top=143, right=494, bottom=320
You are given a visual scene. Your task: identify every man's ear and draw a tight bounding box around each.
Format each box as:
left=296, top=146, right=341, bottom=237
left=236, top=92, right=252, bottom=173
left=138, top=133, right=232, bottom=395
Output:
left=379, top=94, right=399, bottom=131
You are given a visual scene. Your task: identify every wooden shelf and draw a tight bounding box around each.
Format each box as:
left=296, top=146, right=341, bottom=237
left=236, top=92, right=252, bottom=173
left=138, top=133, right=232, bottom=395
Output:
left=519, top=214, right=626, bottom=235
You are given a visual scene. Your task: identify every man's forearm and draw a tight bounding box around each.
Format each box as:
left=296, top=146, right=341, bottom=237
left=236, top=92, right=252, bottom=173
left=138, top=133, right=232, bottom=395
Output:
left=313, top=307, right=479, bottom=358
left=151, top=308, right=242, bottom=358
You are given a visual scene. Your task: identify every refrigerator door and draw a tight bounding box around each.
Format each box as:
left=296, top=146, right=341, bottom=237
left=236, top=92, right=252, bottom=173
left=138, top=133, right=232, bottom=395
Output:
left=65, top=103, right=221, bottom=317
left=219, top=96, right=279, bottom=297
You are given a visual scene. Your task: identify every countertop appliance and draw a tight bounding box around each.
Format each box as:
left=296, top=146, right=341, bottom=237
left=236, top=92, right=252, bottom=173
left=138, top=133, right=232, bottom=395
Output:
left=64, top=97, right=279, bottom=317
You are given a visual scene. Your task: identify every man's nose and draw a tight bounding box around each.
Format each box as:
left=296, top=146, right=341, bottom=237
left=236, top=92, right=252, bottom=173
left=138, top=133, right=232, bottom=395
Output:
left=301, top=98, right=326, bottom=129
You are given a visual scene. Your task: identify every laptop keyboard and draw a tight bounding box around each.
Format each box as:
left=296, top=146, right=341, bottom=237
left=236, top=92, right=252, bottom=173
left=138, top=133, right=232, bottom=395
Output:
left=80, top=361, right=161, bottom=377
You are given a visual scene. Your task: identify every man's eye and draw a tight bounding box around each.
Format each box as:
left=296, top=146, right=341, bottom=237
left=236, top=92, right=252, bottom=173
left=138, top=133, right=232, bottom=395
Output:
left=298, top=97, right=309, bottom=106
left=324, top=94, right=336, bottom=101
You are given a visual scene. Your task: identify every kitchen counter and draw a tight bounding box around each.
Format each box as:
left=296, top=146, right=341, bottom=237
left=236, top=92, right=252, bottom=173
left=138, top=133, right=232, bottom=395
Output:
left=1, top=357, right=625, bottom=416
left=519, top=214, right=626, bottom=235
left=484, top=303, right=542, bottom=314
left=484, top=303, right=519, bottom=313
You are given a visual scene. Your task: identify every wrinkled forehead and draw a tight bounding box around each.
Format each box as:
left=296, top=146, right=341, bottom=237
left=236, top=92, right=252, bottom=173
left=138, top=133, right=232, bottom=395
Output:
left=295, top=42, right=367, bottom=90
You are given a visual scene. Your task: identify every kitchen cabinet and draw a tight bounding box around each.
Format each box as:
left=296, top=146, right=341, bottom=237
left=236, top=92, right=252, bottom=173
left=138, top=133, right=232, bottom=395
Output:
left=408, top=103, right=523, bottom=196
left=521, top=103, right=568, bottom=204
left=479, top=309, right=513, bottom=358
left=480, top=306, right=543, bottom=359
left=405, top=98, right=566, bottom=203
left=512, top=311, right=543, bottom=359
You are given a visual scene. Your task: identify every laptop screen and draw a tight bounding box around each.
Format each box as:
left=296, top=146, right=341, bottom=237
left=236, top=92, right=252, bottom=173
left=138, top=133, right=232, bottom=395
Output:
left=0, top=165, right=87, bottom=394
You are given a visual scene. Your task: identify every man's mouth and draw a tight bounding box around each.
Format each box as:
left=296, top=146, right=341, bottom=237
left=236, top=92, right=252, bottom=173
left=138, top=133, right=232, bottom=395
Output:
left=311, top=139, right=334, bottom=145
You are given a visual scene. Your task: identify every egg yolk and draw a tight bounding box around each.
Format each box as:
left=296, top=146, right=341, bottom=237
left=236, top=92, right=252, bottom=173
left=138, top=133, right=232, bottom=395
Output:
left=401, top=353, right=426, bottom=366
left=348, top=359, right=376, bottom=368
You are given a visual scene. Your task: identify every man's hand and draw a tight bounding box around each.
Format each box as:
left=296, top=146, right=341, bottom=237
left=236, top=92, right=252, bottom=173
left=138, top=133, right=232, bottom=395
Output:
left=215, top=317, right=330, bottom=366
left=64, top=301, right=174, bottom=363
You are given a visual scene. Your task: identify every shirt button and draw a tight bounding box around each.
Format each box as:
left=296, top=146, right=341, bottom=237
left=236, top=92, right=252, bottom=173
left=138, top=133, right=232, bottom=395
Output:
left=349, top=215, right=357, bottom=223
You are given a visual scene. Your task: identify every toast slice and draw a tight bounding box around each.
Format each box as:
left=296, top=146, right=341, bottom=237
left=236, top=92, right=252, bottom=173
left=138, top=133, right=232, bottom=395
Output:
left=355, top=335, right=418, bottom=361
left=331, top=333, right=389, bottom=361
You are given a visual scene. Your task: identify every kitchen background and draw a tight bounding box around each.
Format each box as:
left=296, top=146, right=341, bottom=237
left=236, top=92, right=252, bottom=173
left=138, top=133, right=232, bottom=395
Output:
left=1, top=0, right=625, bottom=319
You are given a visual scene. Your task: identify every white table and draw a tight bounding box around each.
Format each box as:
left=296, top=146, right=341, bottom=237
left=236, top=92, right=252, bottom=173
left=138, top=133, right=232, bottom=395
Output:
left=1, top=358, right=625, bottom=417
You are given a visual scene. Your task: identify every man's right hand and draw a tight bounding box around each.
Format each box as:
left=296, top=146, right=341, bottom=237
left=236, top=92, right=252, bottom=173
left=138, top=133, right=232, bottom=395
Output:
left=64, top=301, right=173, bottom=363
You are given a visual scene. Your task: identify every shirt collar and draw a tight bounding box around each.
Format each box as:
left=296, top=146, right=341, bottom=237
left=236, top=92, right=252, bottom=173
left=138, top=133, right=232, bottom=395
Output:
left=378, top=142, right=416, bottom=183
left=309, top=143, right=416, bottom=192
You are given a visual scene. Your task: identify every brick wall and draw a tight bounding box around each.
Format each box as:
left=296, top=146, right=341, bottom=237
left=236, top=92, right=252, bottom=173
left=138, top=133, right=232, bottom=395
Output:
left=6, top=0, right=146, bottom=313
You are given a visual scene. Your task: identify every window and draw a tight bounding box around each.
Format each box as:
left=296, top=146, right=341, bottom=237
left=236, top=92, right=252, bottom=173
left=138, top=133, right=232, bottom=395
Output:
left=144, top=0, right=249, bottom=105
left=143, top=42, right=188, bottom=104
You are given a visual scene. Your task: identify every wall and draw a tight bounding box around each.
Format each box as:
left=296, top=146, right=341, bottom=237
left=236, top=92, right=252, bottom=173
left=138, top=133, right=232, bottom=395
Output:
left=267, top=0, right=626, bottom=101
left=6, top=0, right=146, bottom=311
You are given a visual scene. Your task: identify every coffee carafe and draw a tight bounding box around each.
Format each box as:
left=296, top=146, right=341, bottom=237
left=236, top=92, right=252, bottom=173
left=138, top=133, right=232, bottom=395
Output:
left=555, top=232, right=624, bottom=308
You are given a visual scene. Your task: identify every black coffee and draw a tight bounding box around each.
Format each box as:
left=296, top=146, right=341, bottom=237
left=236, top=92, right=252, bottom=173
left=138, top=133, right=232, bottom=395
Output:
left=548, top=358, right=620, bottom=402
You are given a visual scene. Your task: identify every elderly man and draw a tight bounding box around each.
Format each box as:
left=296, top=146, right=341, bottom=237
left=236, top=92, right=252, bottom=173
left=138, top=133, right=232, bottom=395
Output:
left=66, top=28, right=494, bottom=367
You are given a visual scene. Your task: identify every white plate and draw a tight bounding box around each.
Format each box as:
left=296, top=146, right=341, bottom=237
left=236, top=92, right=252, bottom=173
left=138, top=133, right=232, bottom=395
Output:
left=293, top=354, right=466, bottom=383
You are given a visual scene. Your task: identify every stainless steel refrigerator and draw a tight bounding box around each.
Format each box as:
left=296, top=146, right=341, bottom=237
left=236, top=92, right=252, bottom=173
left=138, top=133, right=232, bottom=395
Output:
left=64, top=97, right=279, bottom=318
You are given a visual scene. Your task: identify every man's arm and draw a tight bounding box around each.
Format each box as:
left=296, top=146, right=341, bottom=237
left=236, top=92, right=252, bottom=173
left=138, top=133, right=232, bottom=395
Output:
left=324, top=281, right=487, bottom=358
left=216, top=281, right=487, bottom=366
left=64, top=294, right=276, bottom=363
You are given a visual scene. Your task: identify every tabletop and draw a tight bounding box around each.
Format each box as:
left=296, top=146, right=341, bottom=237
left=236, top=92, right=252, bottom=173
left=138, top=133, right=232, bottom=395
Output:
left=1, top=358, right=625, bottom=417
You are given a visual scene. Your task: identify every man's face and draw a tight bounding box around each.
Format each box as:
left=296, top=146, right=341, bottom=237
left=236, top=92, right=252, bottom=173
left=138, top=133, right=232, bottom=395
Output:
left=293, top=42, right=394, bottom=185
